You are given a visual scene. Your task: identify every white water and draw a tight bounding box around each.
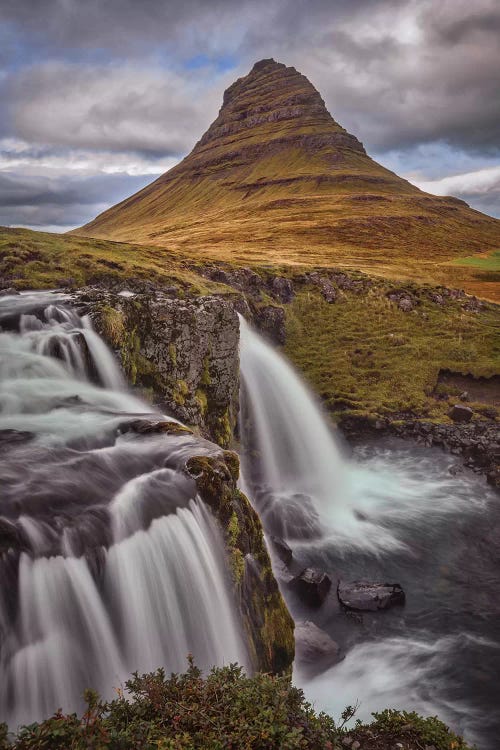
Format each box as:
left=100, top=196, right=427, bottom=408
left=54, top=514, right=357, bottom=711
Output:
left=239, top=317, right=486, bottom=554
left=0, top=293, right=247, bottom=727
left=239, top=318, right=497, bottom=748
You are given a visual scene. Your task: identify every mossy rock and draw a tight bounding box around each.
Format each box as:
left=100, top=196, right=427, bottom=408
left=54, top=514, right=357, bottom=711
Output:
left=185, top=452, right=294, bottom=675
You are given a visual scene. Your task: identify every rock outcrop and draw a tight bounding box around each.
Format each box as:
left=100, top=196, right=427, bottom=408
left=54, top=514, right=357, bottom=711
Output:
left=78, top=288, right=240, bottom=448
left=185, top=450, right=295, bottom=674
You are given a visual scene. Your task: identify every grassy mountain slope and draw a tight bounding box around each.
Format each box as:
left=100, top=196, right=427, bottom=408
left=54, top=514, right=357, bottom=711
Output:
left=74, top=58, right=500, bottom=301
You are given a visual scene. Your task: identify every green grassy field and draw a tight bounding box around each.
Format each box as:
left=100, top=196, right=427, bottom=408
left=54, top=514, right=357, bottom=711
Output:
left=285, top=280, right=500, bottom=422
left=452, top=249, right=500, bottom=271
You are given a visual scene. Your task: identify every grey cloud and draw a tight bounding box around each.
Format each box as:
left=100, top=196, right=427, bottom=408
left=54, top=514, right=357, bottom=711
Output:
left=5, top=64, right=228, bottom=155
left=0, top=0, right=499, bottom=223
left=0, top=171, right=150, bottom=227
left=2, top=0, right=499, bottom=156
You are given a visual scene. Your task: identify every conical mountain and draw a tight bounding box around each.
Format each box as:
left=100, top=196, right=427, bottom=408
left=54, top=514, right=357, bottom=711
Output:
left=76, top=59, right=499, bottom=280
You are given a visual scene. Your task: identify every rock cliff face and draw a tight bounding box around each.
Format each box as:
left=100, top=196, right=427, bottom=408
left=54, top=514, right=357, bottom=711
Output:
left=78, top=288, right=240, bottom=448
left=75, top=58, right=500, bottom=279
left=185, top=449, right=295, bottom=674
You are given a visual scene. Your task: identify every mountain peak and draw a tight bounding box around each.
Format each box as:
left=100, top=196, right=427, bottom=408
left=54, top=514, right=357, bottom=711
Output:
left=76, top=60, right=499, bottom=275
left=198, top=58, right=363, bottom=154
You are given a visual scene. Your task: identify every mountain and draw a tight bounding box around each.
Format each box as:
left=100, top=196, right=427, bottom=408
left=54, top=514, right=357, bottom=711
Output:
left=75, top=58, right=499, bottom=293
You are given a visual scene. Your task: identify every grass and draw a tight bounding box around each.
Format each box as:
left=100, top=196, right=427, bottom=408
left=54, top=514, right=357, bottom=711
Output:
left=451, top=249, right=500, bottom=271
left=284, top=279, right=500, bottom=421
left=0, top=226, right=224, bottom=295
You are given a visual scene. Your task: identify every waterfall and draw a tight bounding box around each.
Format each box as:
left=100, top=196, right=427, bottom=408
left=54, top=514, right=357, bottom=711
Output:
left=238, top=317, right=486, bottom=553
left=239, top=314, right=349, bottom=540
left=0, top=292, right=247, bottom=727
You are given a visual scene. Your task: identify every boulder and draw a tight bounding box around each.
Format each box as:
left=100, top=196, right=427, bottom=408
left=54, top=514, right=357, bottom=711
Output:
left=449, top=404, right=473, bottom=423
left=294, top=621, right=340, bottom=675
left=0, top=287, right=20, bottom=297
left=290, top=568, right=332, bottom=607
left=337, top=580, right=405, bottom=611
left=254, top=304, right=286, bottom=345
left=269, top=535, right=293, bottom=565
left=271, top=276, right=294, bottom=303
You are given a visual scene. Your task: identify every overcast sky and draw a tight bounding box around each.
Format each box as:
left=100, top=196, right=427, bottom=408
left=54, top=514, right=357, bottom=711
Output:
left=1, top=0, right=499, bottom=231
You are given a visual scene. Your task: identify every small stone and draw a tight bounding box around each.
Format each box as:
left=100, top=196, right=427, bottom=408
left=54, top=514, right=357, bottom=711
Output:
left=351, top=742, right=361, bottom=750
left=271, top=276, right=294, bottom=303
left=342, top=738, right=353, bottom=747
left=459, top=391, right=469, bottom=401
left=398, top=297, right=413, bottom=312
left=449, top=404, right=473, bottom=422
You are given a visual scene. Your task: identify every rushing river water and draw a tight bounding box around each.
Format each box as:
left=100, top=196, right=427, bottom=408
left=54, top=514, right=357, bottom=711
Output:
left=240, top=316, right=499, bottom=750
left=0, top=292, right=247, bottom=727
left=0, top=292, right=498, bottom=748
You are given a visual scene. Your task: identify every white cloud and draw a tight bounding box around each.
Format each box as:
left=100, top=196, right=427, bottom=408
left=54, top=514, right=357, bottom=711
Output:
left=0, top=139, right=177, bottom=177
left=411, top=165, right=500, bottom=196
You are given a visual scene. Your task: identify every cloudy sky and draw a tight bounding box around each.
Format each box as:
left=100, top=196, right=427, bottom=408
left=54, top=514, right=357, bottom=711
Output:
left=1, top=0, right=499, bottom=231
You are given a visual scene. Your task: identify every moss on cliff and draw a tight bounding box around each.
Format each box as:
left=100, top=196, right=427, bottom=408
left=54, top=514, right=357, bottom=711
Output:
left=185, top=452, right=295, bottom=675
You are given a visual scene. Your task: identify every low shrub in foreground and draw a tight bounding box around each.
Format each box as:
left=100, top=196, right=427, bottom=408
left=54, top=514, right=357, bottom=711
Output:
left=0, top=661, right=474, bottom=750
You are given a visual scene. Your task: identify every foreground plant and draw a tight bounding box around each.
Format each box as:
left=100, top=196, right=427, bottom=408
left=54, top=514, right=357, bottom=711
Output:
left=0, top=660, right=474, bottom=750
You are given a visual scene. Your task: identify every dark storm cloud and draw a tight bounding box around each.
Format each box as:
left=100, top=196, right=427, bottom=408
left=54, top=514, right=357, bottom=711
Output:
left=2, top=0, right=499, bottom=155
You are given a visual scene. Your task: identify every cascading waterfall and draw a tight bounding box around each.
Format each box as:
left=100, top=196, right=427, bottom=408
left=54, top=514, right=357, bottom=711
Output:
left=239, top=317, right=499, bottom=749
left=239, top=314, right=348, bottom=540
left=239, top=316, right=487, bottom=553
left=0, top=292, right=247, bottom=727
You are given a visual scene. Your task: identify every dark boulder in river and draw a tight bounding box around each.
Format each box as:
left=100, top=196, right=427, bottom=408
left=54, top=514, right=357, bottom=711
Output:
left=290, top=568, right=332, bottom=607
left=337, top=580, right=405, bottom=611
left=294, top=621, right=340, bottom=677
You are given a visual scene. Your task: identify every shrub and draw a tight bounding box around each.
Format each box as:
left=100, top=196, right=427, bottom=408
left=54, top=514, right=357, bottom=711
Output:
left=0, top=662, right=476, bottom=750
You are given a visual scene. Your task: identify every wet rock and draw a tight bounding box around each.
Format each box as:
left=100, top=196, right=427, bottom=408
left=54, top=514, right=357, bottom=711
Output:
left=459, top=391, right=469, bottom=401
left=294, top=621, right=340, bottom=676
left=254, top=304, right=286, bottom=345
left=269, top=535, right=293, bottom=565
left=0, top=429, right=34, bottom=446
left=337, top=580, right=405, bottom=611
left=118, top=419, right=192, bottom=437
left=0, top=519, right=20, bottom=551
left=290, top=568, right=332, bottom=607
left=449, top=404, right=473, bottom=422
left=0, top=287, right=20, bottom=296
left=271, top=276, right=294, bottom=303
left=88, top=291, right=240, bottom=448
